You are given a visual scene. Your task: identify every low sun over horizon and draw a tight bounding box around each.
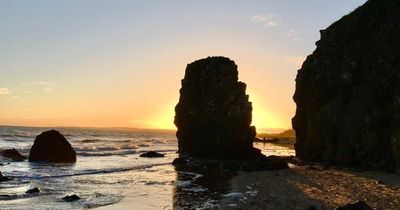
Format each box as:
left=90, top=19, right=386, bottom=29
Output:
left=0, top=0, right=367, bottom=132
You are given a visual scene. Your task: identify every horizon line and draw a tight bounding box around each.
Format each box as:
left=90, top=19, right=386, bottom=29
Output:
left=0, top=124, right=291, bottom=134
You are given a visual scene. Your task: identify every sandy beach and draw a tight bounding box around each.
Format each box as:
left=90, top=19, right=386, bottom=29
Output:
left=220, top=164, right=400, bottom=210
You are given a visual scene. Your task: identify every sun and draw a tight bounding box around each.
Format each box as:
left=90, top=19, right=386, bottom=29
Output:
left=248, top=90, right=288, bottom=132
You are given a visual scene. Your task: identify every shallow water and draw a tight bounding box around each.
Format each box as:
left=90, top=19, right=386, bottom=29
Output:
left=0, top=126, right=294, bottom=209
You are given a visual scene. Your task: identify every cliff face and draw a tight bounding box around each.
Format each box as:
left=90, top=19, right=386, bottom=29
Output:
left=175, top=56, right=260, bottom=160
left=293, top=0, right=400, bottom=171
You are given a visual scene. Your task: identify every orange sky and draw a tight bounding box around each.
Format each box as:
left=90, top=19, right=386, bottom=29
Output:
left=0, top=1, right=367, bottom=132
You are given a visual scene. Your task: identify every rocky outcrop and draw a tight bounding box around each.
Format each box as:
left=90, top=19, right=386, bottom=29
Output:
left=139, top=151, right=165, bottom=158
left=1, top=148, right=26, bottom=161
left=0, top=171, right=10, bottom=182
left=172, top=157, right=187, bottom=165
left=26, top=188, right=40, bottom=194
left=293, top=0, right=400, bottom=171
left=29, top=130, right=76, bottom=163
left=174, top=56, right=261, bottom=160
left=62, top=194, right=80, bottom=202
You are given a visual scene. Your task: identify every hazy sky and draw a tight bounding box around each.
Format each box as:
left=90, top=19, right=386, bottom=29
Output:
left=0, top=0, right=367, bottom=131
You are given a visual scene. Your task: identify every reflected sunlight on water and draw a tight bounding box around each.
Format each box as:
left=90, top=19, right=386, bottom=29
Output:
left=0, top=126, right=295, bottom=209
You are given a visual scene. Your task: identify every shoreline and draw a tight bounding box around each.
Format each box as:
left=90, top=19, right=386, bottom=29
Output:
left=220, top=164, right=400, bottom=210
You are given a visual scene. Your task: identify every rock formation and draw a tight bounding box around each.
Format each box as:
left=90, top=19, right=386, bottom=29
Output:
left=0, top=171, right=10, bottom=182
left=139, top=151, right=165, bottom=158
left=1, top=148, right=26, bottom=161
left=29, top=130, right=76, bottom=163
left=62, top=194, right=80, bottom=202
left=174, top=56, right=262, bottom=160
left=293, top=0, right=400, bottom=171
left=26, top=187, right=40, bottom=194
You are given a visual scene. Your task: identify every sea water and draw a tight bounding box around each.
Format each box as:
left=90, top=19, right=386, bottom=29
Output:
left=0, top=126, right=294, bottom=210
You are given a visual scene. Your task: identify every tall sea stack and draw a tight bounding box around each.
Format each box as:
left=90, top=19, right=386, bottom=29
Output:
left=293, top=0, right=400, bottom=171
left=174, top=56, right=261, bottom=160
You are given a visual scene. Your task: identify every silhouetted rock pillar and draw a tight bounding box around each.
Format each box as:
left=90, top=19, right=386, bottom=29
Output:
left=174, top=56, right=260, bottom=160
left=293, top=0, right=400, bottom=171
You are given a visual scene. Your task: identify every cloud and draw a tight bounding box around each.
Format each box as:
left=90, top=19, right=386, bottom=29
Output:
left=21, top=81, right=51, bottom=86
left=44, top=87, right=53, bottom=93
left=286, top=30, right=302, bottom=40
left=251, top=14, right=280, bottom=28
left=285, top=56, right=306, bottom=67
left=20, top=81, right=56, bottom=93
left=0, top=88, right=11, bottom=95
left=12, top=96, right=20, bottom=99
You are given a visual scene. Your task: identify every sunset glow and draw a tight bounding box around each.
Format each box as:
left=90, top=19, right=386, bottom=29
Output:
left=0, top=0, right=367, bottom=131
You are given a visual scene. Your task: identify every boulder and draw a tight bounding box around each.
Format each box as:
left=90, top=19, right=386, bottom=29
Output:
left=29, top=130, right=76, bottom=163
left=293, top=0, right=400, bottom=171
left=62, top=194, right=80, bottom=202
left=1, top=148, right=26, bottom=161
left=139, top=151, right=165, bottom=158
left=172, top=158, right=187, bottom=165
left=0, top=172, right=10, bottom=182
left=26, top=187, right=40, bottom=194
left=174, top=56, right=261, bottom=160
left=335, top=201, right=371, bottom=210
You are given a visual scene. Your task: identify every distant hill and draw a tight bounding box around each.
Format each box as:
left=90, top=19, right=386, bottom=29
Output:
left=257, top=129, right=295, bottom=139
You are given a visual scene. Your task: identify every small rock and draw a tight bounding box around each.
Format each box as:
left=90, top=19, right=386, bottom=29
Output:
left=223, top=192, right=244, bottom=202
left=1, top=148, right=26, bottom=161
left=139, top=151, right=165, bottom=158
left=172, top=158, right=187, bottom=165
left=62, top=194, right=80, bottom=202
left=0, top=195, right=11, bottom=200
left=26, top=187, right=40, bottom=194
left=0, top=172, right=10, bottom=182
left=335, top=200, right=371, bottom=210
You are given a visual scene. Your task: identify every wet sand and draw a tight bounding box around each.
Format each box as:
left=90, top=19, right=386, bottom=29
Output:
left=220, top=165, right=400, bottom=210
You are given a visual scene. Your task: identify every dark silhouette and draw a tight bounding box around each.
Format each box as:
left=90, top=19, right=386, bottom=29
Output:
left=29, top=130, right=76, bottom=163
left=0, top=171, right=10, bottom=182
left=293, top=0, right=400, bottom=171
left=174, top=56, right=261, bottom=160
left=174, top=56, right=288, bottom=172
left=1, top=148, right=26, bottom=161
left=25, top=187, right=40, bottom=194
left=62, top=194, right=80, bottom=202
left=139, top=151, right=165, bottom=158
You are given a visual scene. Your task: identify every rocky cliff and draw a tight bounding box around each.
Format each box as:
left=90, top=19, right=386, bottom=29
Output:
left=293, top=0, right=400, bottom=171
left=174, top=56, right=261, bottom=160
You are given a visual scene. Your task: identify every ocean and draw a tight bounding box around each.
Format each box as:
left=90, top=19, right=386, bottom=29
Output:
left=0, top=126, right=294, bottom=210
